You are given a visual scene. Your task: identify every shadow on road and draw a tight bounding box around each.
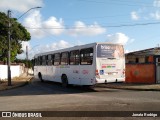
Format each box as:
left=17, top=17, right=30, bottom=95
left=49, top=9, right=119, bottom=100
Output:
left=0, top=79, right=119, bottom=97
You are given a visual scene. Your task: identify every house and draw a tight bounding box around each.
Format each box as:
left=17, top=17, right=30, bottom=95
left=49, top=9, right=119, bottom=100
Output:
left=125, top=47, right=160, bottom=84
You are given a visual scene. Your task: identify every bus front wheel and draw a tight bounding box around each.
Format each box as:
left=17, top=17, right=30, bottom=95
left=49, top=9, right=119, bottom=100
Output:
left=61, top=75, right=68, bottom=87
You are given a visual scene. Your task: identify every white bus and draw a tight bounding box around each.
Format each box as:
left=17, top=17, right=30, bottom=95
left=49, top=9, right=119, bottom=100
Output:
left=34, top=42, right=125, bottom=87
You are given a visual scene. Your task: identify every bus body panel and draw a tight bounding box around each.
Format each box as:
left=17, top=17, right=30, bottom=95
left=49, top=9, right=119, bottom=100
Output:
left=46, top=66, right=53, bottom=80
left=52, top=66, right=60, bottom=82
left=69, top=65, right=80, bottom=85
left=34, top=66, right=38, bottom=79
left=95, top=43, right=125, bottom=83
left=33, top=42, right=125, bottom=86
left=96, top=58, right=125, bottom=83
left=79, top=65, right=95, bottom=85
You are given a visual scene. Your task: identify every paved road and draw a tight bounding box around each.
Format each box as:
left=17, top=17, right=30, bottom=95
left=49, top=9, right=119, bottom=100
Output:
left=0, top=78, right=160, bottom=119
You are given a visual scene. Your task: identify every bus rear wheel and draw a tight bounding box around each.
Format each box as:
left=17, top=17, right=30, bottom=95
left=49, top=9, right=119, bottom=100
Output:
left=61, top=75, right=68, bottom=87
left=38, top=73, right=44, bottom=82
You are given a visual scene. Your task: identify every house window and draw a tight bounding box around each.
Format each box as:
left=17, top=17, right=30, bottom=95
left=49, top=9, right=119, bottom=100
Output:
left=136, top=58, right=139, bottom=63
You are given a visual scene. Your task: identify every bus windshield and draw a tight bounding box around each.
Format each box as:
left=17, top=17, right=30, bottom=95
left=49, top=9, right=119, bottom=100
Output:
left=97, top=44, right=124, bottom=59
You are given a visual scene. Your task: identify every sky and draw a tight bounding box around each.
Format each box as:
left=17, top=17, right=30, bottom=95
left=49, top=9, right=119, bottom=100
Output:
left=0, top=0, right=160, bottom=59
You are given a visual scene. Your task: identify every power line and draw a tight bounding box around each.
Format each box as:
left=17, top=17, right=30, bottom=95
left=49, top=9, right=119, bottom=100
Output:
left=77, top=0, right=153, bottom=8
left=105, top=22, right=160, bottom=27
left=25, top=21, right=160, bottom=29
left=106, top=0, right=149, bottom=4
left=64, top=14, right=130, bottom=21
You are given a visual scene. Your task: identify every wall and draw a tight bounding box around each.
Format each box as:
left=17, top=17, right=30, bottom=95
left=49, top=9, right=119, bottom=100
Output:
left=126, top=55, right=154, bottom=64
left=0, top=65, right=24, bottom=80
left=126, top=64, right=155, bottom=84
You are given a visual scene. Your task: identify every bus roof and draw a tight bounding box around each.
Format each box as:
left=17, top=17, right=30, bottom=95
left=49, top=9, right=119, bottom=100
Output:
left=34, top=42, right=123, bottom=58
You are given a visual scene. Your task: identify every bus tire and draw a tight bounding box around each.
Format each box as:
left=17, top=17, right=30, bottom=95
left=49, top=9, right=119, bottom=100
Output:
left=38, top=73, right=44, bottom=82
left=61, top=74, right=68, bottom=87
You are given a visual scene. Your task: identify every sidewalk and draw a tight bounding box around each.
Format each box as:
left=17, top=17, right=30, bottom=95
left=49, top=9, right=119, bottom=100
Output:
left=0, top=75, right=33, bottom=91
left=96, top=82, right=160, bottom=91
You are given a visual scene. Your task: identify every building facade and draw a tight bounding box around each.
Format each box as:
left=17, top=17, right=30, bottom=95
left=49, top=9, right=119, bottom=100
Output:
left=125, top=47, right=160, bottom=84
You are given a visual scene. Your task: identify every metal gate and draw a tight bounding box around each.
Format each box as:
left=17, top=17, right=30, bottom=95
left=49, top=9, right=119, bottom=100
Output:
left=156, top=58, right=160, bottom=83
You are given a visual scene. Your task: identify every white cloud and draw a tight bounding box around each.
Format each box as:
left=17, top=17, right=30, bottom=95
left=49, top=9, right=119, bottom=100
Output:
left=67, top=21, right=106, bottom=37
left=153, top=0, right=160, bottom=7
left=130, top=0, right=160, bottom=21
left=131, top=11, right=139, bottom=20
left=24, top=13, right=105, bottom=38
left=49, top=40, right=71, bottom=50
left=0, top=0, right=43, bottom=13
left=125, top=50, right=130, bottom=53
left=148, top=1, right=160, bottom=21
left=17, top=41, right=31, bottom=59
left=17, top=40, right=71, bottom=59
left=0, top=0, right=106, bottom=38
left=23, top=10, right=45, bottom=38
left=125, top=49, right=137, bottom=54
left=21, top=41, right=31, bottom=51
left=42, top=17, right=64, bottom=35
left=150, top=1, right=160, bottom=20
left=150, top=10, right=160, bottom=20
left=23, top=10, right=65, bottom=39
left=106, top=33, right=130, bottom=45
left=33, top=40, right=71, bottom=59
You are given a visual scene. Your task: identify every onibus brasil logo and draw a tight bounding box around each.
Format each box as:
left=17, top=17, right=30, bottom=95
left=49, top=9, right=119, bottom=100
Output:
left=2, top=112, right=42, bottom=118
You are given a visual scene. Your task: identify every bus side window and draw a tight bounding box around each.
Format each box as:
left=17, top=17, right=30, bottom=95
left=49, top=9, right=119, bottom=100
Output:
left=54, top=53, right=60, bottom=65
left=52, top=54, right=54, bottom=65
left=61, top=52, right=69, bottom=65
left=34, top=58, right=37, bottom=66
left=46, top=55, right=48, bottom=65
left=47, top=54, right=53, bottom=66
left=80, top=48, right=93, bottom=65
left=70, top=50, right=79, bottom=65
left=38, top=56, right=42, bottom=65
left=37, top=57, right=39, bottom=65
left=42, top=55, right=46, bottom=65
left=36, top=58, right=39, bottom=66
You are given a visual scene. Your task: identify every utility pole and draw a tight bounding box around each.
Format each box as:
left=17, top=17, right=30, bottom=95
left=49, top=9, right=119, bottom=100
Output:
left=6, top=7, right=41, bottom=81
left=26, top=45, right=28, bottom=76
left=7, top=10, right=11, bottom=86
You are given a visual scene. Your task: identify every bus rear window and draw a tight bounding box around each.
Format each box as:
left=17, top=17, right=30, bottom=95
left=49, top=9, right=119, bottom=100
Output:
left=97, top=44, right=124, bottom=58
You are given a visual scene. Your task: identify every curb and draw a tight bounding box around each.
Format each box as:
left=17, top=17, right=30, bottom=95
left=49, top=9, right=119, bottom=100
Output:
left=96, top=84, right=160, bottom=91
left=0, top=77, right=33, bottom=91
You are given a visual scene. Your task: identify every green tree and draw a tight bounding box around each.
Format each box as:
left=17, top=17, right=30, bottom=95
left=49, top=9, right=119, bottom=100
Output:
left=0, top=12, right=31, bottom=64
left=15, top=59, right=33, bottom=68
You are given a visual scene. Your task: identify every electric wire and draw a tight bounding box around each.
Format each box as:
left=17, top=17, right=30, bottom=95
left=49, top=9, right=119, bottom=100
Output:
left=77, top=0, right=154, bottom=8
left=24, top=21, right=160, bottom=30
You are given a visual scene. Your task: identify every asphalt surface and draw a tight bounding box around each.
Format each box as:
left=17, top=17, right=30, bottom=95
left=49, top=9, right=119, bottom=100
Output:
left=0, top=79, right=160, bottom=120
